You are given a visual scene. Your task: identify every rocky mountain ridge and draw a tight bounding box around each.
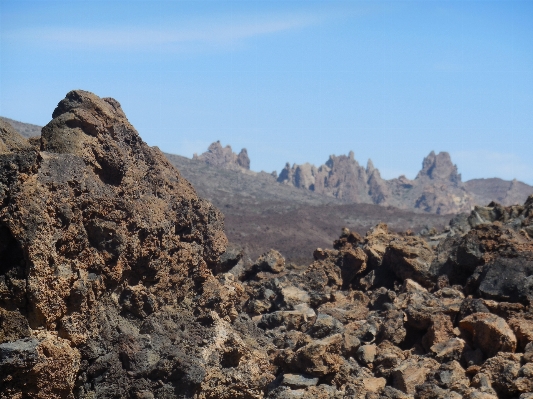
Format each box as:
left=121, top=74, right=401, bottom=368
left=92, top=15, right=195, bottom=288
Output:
left=182, top=139, right=533, bottom=215
left=278, top=150, right=531, bottom=215
left=1, top=91, right=532, bottom=398
left=3, top=117, right=532, bottom=216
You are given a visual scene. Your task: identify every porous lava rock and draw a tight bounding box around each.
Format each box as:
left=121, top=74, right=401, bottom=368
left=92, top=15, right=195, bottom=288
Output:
left=0, top=91, right=274, bottom=398
left=242, top=197, right=533, bottom=398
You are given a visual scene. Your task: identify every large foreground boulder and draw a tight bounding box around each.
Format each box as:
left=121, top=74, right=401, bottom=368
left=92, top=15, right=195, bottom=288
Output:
left=0, top=91, right=274, bottom=398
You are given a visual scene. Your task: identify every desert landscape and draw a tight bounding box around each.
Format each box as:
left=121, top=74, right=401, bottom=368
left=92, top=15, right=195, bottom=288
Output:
left=2, top=1, right=532, bottom=398
left=4, top=115, right=532, bottom=265
left=0, top=91, right=532, bottom=399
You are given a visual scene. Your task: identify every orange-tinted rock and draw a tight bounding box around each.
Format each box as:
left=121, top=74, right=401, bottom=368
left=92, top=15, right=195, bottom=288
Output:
left=459, top=313, right=517, bottom=357
left=0, top=90, right=276, bottom=398
left=508, top=317, right=533, bottom=351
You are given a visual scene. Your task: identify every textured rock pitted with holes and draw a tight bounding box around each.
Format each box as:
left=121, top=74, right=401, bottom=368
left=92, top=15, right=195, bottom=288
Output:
left=0, top=91, right=274, bottom=398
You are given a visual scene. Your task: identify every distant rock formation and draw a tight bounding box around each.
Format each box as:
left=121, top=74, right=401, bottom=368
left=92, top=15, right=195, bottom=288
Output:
left=193, top=140, right=250, bottom=170
left=416, top=151, right=461, bottom=182
left=3, top=116, right=532, bottom=215
left=279, top=151, right=475, bottom=214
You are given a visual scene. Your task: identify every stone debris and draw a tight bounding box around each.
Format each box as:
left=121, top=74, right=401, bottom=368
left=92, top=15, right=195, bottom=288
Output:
left=1, top=90, right=533, bottom=398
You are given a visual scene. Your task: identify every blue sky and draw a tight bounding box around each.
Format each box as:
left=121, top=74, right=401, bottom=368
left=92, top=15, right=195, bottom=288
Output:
left=1, top=1, right=532, bottom=184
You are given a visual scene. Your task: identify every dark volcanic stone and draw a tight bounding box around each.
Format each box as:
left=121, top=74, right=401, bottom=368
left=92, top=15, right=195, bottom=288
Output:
left=477, top=255, right=533, bottom=303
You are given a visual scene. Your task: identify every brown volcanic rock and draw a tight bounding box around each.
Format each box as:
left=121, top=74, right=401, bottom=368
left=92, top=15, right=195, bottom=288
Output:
left=4, top=110, right=533, bottom=399
left=0, top=90, right=275, bottom=398
left=459, top=313, right=517, bottom=357
left=238, top=199, right=533, bottom=398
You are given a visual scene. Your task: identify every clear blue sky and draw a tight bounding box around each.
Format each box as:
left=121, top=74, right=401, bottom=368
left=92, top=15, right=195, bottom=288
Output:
left=1, top=1, right=532, bottom=184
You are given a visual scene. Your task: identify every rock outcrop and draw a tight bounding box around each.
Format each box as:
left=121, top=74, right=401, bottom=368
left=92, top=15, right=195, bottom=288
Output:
left=279, top=150, right=477, bottom=214
left=278, top=152, right=374, bottom=204
left=240, top=197, right=533, bottom=398
left=2, top=93, right=533, bottom=398
left=193, top=140, right=250, bottom=170
left=0, top=91, right=274, bottom=398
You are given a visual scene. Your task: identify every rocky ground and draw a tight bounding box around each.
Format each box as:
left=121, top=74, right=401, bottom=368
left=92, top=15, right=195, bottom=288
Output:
left=228, top=198, right=533, bottom=398
left=0, top=91, right=532, bottom=398
left=165, top=153, right=451, bottom=263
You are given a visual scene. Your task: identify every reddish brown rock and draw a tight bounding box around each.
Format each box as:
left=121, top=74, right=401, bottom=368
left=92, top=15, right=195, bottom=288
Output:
left=508, top=317, right=533, bottom=351
left=459, top=313, right=517, bottom=357
left=289, top=334, right=344, bottom=377
left=421, top=313, right=454, bottom=352
left=0, top=91, right=275, bottom=398
left=477, top=353, right=522, bottom=398
left=392, top=357, right=439, bottom=394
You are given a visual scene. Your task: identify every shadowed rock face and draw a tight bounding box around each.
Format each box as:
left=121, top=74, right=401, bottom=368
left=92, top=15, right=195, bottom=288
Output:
left=0, top=91, right=274, bottom=398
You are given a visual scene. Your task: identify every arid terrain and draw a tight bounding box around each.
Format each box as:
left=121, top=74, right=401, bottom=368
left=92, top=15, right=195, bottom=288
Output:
left=165, top=153, right=451, bottom=263
left=3, top=116, right=532, bottom=263
left=0, top=91, right=532, bottom=399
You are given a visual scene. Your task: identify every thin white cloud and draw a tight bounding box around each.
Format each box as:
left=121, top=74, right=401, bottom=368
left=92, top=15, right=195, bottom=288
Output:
left=5, top=14, right=319, bottom=51
left=453, top=150, right=533, bottom=184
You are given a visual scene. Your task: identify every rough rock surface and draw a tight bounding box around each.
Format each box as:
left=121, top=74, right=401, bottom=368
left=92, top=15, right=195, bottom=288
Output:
left=193, top=140, right=250, bottom=170
left=0, top=92, right=273, bottom=398
left=2, top=94, right=533, bottom=398
left=238, top=197, right=533, bottom=398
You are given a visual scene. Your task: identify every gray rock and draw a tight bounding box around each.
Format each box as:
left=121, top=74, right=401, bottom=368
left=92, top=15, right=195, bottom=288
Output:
left=254, top=249, right=285, bottom=274
left=280, top=373, right=319, bottom=389
left=193, top=140, right=250, bottom=170
left=308, top=313, right=344, bottom=339
left=0, top=337, right=39, bottom=369
left=477, top=255, right=533, bottom=303
left=259, top=305, right=316, bottom=331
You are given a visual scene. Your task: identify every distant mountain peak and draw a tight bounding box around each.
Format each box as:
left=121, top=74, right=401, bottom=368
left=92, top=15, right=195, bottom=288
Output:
left=193, top=141, right=250, bottom=170
left=417, top=151, right=461, bottom=183
left=279, top=149, right=475, bottom=214
left=2, top=115, right=533, bottom=214
left=366, top=159, right=375, bottom=175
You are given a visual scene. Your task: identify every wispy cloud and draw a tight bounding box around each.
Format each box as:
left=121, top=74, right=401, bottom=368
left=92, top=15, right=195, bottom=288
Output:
left=5, top=14, right=319, bottom=52
left=453, top=150, right=533, bottom=184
